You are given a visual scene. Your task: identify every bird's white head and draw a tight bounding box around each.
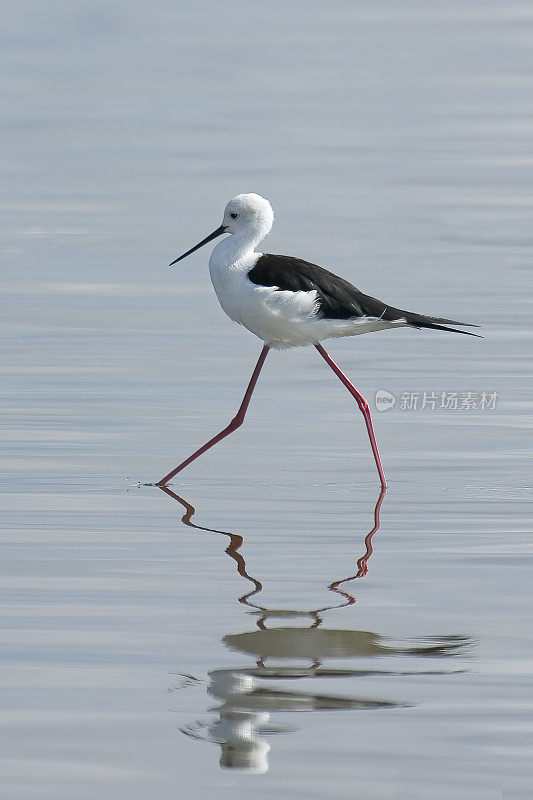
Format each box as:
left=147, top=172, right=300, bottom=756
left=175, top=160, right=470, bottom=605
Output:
left=222, top=193, right=274, bottom=239
left=169, top=193, right=274, bottom=266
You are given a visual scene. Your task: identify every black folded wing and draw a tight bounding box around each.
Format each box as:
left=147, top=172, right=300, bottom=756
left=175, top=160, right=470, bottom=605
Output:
left=248, top=254, right=480, bottom=336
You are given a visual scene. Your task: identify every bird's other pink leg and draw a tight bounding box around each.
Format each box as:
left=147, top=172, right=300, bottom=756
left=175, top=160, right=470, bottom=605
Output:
left=156, top=345, right=270, bottom=486
left=314, top=344, right=387, bottom=489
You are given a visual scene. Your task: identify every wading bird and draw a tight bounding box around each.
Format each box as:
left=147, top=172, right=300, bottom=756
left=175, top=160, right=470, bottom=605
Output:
left=156, top=193, right=478, bottom=488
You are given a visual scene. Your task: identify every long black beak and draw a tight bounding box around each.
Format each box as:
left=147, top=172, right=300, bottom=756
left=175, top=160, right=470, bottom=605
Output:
left=169, top=224, right=227, bottom=266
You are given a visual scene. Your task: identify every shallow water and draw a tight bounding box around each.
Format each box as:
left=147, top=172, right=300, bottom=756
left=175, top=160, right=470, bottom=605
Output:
left=2, top=1, right=533, bottom=798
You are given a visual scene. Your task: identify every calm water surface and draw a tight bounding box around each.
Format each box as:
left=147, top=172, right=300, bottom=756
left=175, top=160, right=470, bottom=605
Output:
left=2, top=1, right=533, bottom=798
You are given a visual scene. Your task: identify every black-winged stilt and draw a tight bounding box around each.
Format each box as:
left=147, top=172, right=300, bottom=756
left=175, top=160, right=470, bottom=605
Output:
left=156, top=193, right=478, bottom=488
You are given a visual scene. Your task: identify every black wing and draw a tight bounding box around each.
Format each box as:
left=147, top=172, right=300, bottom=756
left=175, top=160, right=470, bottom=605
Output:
left=248, top=254, right=480, bottom=336
left=248, top=254, right=367, bottom=319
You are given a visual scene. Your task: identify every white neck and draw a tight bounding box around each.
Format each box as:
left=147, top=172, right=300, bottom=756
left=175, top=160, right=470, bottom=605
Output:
left=211, top=226, right=267, bottom=268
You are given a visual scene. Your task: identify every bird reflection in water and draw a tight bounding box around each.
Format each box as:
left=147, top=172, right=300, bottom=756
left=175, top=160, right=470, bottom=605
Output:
left=160, top=486, right=471, bottom=773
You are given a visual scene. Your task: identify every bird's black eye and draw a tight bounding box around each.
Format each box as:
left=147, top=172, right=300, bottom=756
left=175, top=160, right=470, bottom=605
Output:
left=230, top=212, right=238, bottom=219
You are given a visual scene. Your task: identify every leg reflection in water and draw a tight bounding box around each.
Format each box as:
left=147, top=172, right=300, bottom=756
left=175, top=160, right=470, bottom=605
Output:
left=160, top=486, right=472, bottom=773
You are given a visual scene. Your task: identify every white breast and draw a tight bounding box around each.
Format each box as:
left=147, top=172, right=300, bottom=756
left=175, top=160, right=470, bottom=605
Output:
left=209, top=249, right=322, bottom=347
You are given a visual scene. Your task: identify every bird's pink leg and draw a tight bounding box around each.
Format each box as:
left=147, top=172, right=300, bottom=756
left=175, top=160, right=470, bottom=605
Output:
left=314, top=344, right=387, bottom=489
left=156, top=345, right=270, bottom=486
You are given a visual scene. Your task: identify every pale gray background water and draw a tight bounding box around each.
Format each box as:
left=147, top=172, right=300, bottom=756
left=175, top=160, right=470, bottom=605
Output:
left=2, top=1, right=532, bottom=797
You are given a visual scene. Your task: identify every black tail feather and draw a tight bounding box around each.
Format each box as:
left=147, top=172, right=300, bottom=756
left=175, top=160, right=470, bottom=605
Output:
left=356, top=292, right=481, bottom=338
left=403, top=311, right=482, bottom=337
left=413, top=321, right=482, bottom=337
